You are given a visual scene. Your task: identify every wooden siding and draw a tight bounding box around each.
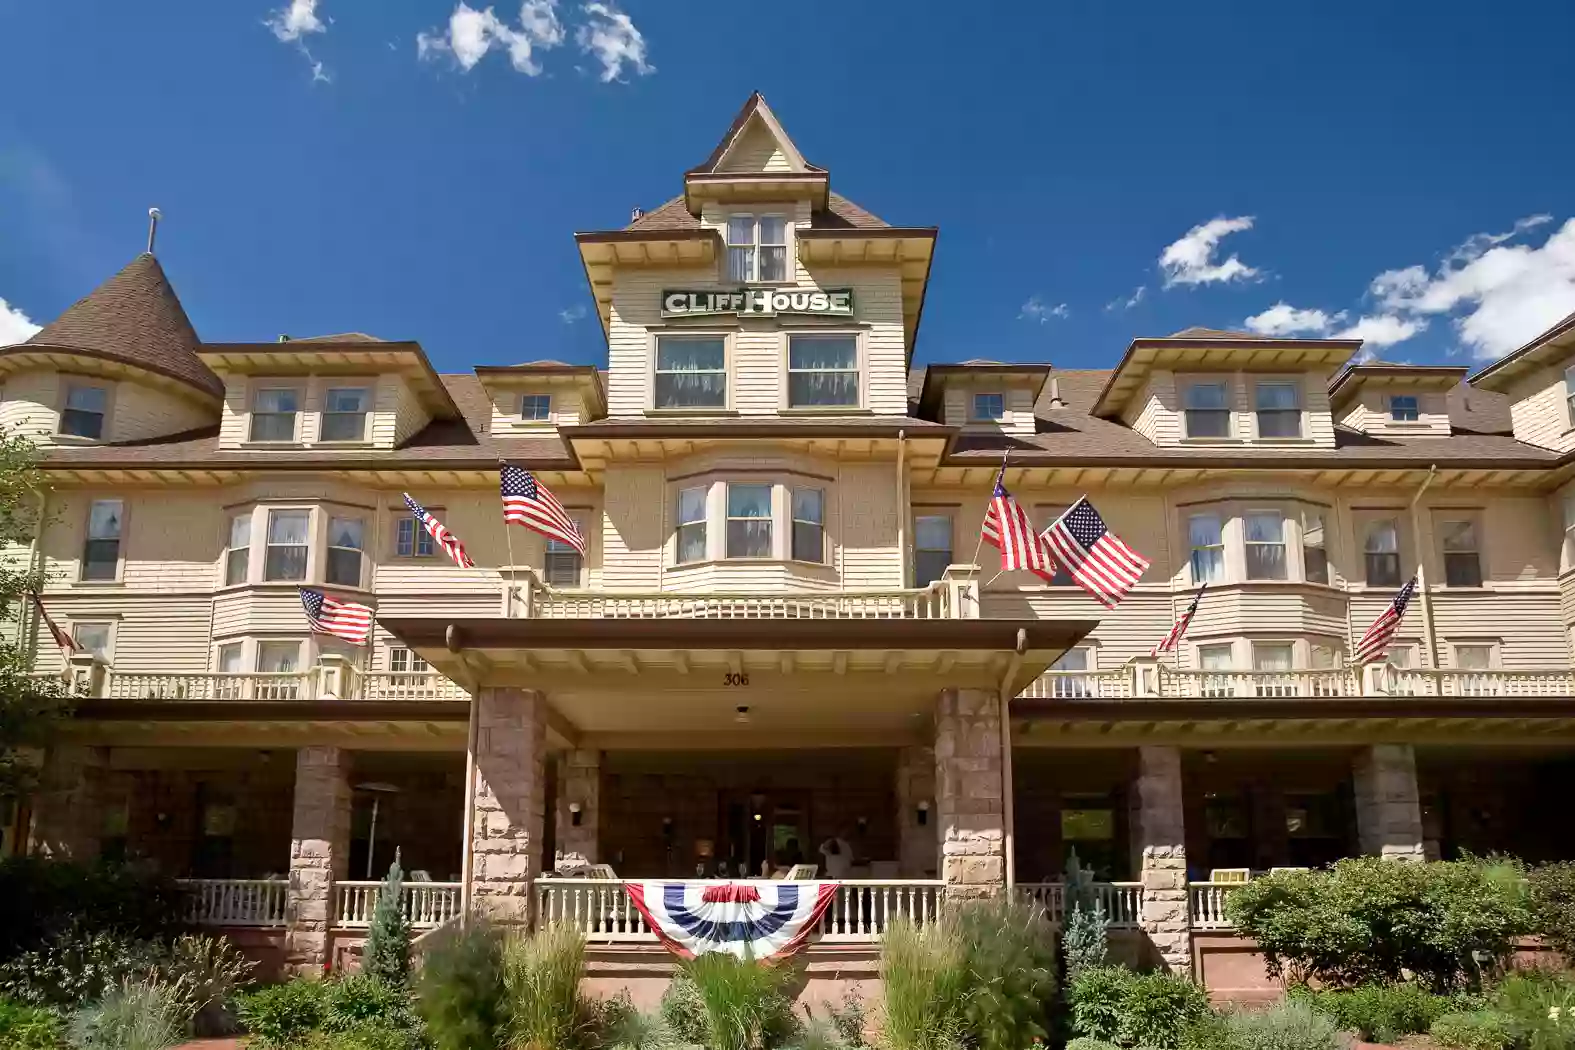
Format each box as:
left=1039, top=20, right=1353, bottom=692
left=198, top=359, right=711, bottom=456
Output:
left=942, top=385, right=1036, bottom=437
left=715, top=121, right=794, bottom=173
left=0, top=372, right=209, bottom=446
left=489, top=389, right=584, bottom=435
left=218, top=374, right=413, bottom=449
left=1125, top=370, right=1337, bottom=448
left=1341, top=388, right=1451, bottom=438
left=1504, top=364, right=1575, bottom=453
left=384, top=375, right=429, bottom=447
left=1, top=371, right=63, bottom=443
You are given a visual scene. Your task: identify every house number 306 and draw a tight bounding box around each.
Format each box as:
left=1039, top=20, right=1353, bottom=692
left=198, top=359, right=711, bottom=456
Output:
left=723, top=673, right=750, bottom=687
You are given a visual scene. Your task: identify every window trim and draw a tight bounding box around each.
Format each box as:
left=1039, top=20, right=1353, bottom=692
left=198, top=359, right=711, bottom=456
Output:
left=649, top=331, right=732, bottom=413
left=387, top=646, right=431, bottom=675
left=1180, top=377, right=1233, bottom=440
left=248, top=381, right=304, bottom=444
left=394, top=514, right=437, bottom=559
left=324, top=515, right=366, bottom=589
left=970, top=391, right=1007, bottom=423
left=1361, top=515, right=1404, bottom=588
left=1388, top=393, right=1421, bottom=423
left=913, top=512, right=955, bottom=587
left=318, top=385, right=372, bottom=444
left=1251, top=376, right=1305, bottom=440
left=68, top=620, right=116, bottom=664
left=543, top=513, right=587, bottom=588
left=58, top=378, right=113, bottom=441
left=1242, top=509, right=1289, bottom=581
left=1196, top=641, right=1236, bottom=672
left=255, top=639, right=305, bottom=674
left=223, top=511, right=252, bottom=587
left=1300, top=507, right=1330, bottom=585
left=723, top=211, right=792, bottom=285
left=725, top=482, right=775, bottom=560
left=1437, top=514, right=1484, bottom=588
left=674, top=485, right=710, bottom=565
left=782, top=330, right=863, bottom=411
left=1032, top=504, right=1077, bottom=586
left=520, top=393, right=553, bottom=422
left=1187, top=511, right=1225, bottom=586
left=1448, top=640, right=1499, bottom=670
left=80, top=497, right=127, bottom=583
left=214, top=640, right=246, bottom=675
left=789, top=486, right=826, bottom=564
left=263, top=507, right=313, bottom=583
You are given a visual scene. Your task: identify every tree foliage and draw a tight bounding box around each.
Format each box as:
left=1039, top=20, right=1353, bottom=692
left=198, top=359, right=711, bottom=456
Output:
left=1062, top=849, right=1109, bottom=983
left=362, top=851, right=412, bottom=988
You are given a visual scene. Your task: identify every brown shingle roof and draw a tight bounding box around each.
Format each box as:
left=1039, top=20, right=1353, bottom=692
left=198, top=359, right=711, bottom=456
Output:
left=625, top=192, right=887, bottom=233
left=16, top=254, right=221, bottom=399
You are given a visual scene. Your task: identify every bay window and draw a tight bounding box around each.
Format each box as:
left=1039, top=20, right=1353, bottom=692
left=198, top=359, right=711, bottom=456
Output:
left=320, top=387, right=369, bottom=442
left=1254, top=380, right=1302, bottom=438
left=1440, top=519, right=1482, bottom=587
left=1302, top=509, right=1329, bottom=584
left=787, top=334, right=859, bottom=408
left=265, top=510, right=309, bottom=581
left=1183, top=381, right=1230, bottom=438
left=1244, top=512, right=1288, bottom=580
left=914, top=514, right=953, bottom=586
left=790, top=488, right=825, bottom=563
left=1364, top=519, right=1401, bottom=587
left=726, top=484, right=772, bottom=558
left=676, top=487, right=708, bottom=564
left=250, top=387, right=299, bottom=442
left=654, top=336, right=727, bottom=409
left=1198, top=643, right=1235, bottom=697
left=326, top=517, right=364, bottom=587
left=1189, top=513, right=1224, bottom=584
left=61, top=383, right=108, bottom=439
left=726, top=214, right=788, bottom=282
left=82, top=499, right=124, bottom=581
left=225, top=513, right=251, bottom=585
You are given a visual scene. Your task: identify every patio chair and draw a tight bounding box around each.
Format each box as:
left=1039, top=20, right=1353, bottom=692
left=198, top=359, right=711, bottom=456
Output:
left=585, top=864, right=619, bottom=880
left=784, top=863, right=819, bottom=880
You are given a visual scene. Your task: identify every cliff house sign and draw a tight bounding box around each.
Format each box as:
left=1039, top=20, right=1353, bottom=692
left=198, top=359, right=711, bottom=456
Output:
left=661, top=288, right=855, bottom=319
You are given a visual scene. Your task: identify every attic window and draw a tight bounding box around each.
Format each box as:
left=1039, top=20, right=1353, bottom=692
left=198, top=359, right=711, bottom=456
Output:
left=726, top=215, right=788, bottom=283
left=971, top=393, right=1006, bottom=422
left=521, top=394, right=552, bottom=421
left=1389, top=395, right=1419, bottom=422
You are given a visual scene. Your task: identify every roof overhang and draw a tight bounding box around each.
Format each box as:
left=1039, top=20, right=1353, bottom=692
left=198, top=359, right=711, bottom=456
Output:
left=1327, top=364, right=1468, bottom=414
left=560, top=421, right=954, bottom=474
left=475, top=364, right=607, bottom=418
left=928, top=458, right=1557, bottom=493
left=1, top=345, right=221, bottom=407
left=575, top=229, right=722, bottom=336
left=1469, top=310, right=1575, bottom=392
left=918, top=363, right=1051, bottom=417
left=796, top=228, right=937, bottom=356
left=62, top=700, right=474, bottom=751
left=197, top=341, right=460, bottom=420
left=683, top=172, right=830, bottom=212
left=1093, top=337, right=1361, bottom=418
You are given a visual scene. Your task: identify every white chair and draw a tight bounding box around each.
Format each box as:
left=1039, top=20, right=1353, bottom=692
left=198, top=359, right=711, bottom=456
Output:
left=1209, top=868, right=1251, bottom=883
left=785, top=863, right=819, bottom=880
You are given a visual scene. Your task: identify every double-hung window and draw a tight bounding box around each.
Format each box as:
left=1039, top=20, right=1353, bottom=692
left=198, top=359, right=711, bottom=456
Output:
left=82, top=499, right=124, bottom=581
left=1048, top=648, right=1093, bottom=698
left=1255, top=380, right=1302, bottom=438
left=1302, top=509, right=1329, bottom=584
left=1389, top=395, right=1420, bottom=422
left=1365, top=519, right=1402, bottom=586
left=61, top=383, right=108, bottom=439
left=320, top=387, right=369, bottom=441
left=675, top=487, right=708, bottom=564
left=726, top=484, right=772, bottom=558
left=1251, top=642, right=1295, bottom=696
left=250, top=388, right=299, bottom=442
left=654, top=336, right=727, bottom=409
left=225, top=513, right=251, bottom=586
left=265, top=510, right=309, bottom=581
left=521, top=394, right=551, bottom=421
left=972, top=392, right=1006, bottom=422
left=544, top=519, right=584, bottom=587
left=256, top=641, right=302, bottom=700
left=1198, top=643, right=1234, bottom=698
left=790, top=488, right=825, bottom=563
left=726, top=215, right=788, bottom=283
left=914, top=515, right=953, bottom=587
left=72, top=622, right=113, bottom=663
left=1183, top=381, right=1230, bottom=438
left=1244, top=512, right=1288, bottom=580
left=1441, top=519, right=1483, bottom=587
left=389, top=647, right=431, bottom=675
left=787, top=334, right=859, bottom=408
left=326, top=517, right=364, bottom=587
left=1189, top=513, right=1224, bottom=584
left=396, top=516, right=435, bottom=558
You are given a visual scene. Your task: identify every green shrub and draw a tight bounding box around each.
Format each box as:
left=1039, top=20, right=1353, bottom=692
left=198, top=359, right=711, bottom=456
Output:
left=1067, top=965, right=1131, bottom=1044
left=1224, top=856, right=1533, bottom=990
left=877, top=918, right=966, bottom=1050
left=158, top=934, right=255, bottom=1036
left=363, top=854, right=413, bottom=990
left=0, top=858, right=187, bottom=963
left=237, top=978, right=329, bottom=1049
left=678, top=952, right=794, bottom=1050
left=657, top=971, right=708, bottom=1046
left=785, top=1017, right=844, bottom=1050
left=0, top=997, right=66, bottom=1050
left=1491, top=969, right=1575, bottom=1049
left=302, top=1024, right=423, bottom=1050
left=1177, top=1011, right=1233, bottom=1050
left=596, top=990, right=674, bottom=1050
left=954, top=895, right=1058, bottom=1050
left=1062, top=851, right=1109, bottom=984
left=1221, top=1000, right=1340, bottom=1050
left=323, top=973, right=418, bottom=1035
left=414, top=921, right=505, bottom=1050
left=68, top=977, right=193, bottom=1050
left=1430, top=1010, right=1517, bottom=1050
left=820, top=988, right=866, bottom=1048
left=1289, top=981, right=1463, bottom=1041
left=503, top=923, right=589, bottom=1050
left=1116, top=971, right=1212, bottom=1050
left=1064, top=1039, right=1121, bottom=1050
left=0, top=931, right=165, bottom=1009
left=1530, top=861, right=1575, bottom=962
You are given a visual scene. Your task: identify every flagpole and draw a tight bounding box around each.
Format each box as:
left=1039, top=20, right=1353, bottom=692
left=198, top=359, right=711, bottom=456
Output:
left=968, top=450, right=1010, bottom=571
left=499, top=463, right=520, bottom=617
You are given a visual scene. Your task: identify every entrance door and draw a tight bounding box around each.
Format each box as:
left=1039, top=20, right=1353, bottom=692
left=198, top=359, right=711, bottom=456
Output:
left=715, top=791, right=809, bottom=877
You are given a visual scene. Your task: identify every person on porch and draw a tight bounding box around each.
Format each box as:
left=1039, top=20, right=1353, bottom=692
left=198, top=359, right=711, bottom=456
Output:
left=819, top=833, right=853, bottom=879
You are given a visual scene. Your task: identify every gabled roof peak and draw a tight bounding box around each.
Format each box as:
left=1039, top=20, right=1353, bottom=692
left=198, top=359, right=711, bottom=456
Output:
left=689, top=93, right=823, bottom=176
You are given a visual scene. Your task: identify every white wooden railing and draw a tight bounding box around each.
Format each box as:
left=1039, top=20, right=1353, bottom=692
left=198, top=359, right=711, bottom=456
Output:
left=1017, top=881, right=1143, bottom=928
left=106, top=672, right=316, bottom=702
left=526, top=582, right=954, bottom=620
left=1188, top=881, right=1243, bottom=929
left=357, top=671, right=470, bottom=702
left=1388, top=667, right=1575, bottom=697
left=178, top=878, right=289, bottom=927
left=334, top=881, right=463, bottom=928
left=1019, top=670, right=1134, bottom=700
left=534, top=878, right=946, bottom=943
left=1158, top=668, right=1358, bottom=698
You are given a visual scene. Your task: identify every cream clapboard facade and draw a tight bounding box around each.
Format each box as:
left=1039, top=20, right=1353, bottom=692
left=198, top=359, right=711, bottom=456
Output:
left=6, top=94, right=1575, bottom=985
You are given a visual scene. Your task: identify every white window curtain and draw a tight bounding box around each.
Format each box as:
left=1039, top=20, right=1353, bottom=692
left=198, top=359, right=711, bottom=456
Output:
left=787, top=335, right=859, bottom=407
left=655, top=337, right=727, bottom=409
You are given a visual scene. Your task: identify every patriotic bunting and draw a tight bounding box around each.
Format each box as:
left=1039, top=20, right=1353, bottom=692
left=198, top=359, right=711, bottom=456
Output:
left=623, top=881, right=840, bottom=961
left=403, top=493, right=475, bottom=568
left=299, top=588, right=374, bottom=646
left=1354, top=574, right=1418, bottom=664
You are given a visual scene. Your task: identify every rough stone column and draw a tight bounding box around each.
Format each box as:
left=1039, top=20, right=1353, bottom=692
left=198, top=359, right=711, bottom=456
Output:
left=896, top=745, right=937, bottom=878
left=285, top=746, right=352, bottom=975
left=28, top=745, right=108, bottom=859
left=1353, top=744, right=1425, bottom=862
left=934, top=688, right=1005, bottom=900
left=471, top=687, right=547, bottom=924
left=1133, top=745, right=1191, bottom=972
left=553, top=749, right=600, bottom=868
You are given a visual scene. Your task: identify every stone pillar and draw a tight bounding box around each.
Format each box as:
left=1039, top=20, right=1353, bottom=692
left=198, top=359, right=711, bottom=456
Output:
left=1353, top=744, right=1425, bottom=862
left=553, top=749, right=600, bottom=868
left=934, top=688, right=1005, bottom=899
left=471, top=687, right=547, bottom=924
left=1133, top=746, right=1191, bottom=972
left=896, top=745, right=937, bottom=878
left=28, top=745, right=108, bottom=859
left=285, top=746, right=351, bottom=975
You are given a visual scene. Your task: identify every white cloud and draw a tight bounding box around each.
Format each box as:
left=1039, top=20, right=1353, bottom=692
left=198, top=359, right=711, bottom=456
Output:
left=419, top=1, right=565, bottom=74
left=1333, top=314, right=1428, bottom=350
left=1104, top=285, right=1145, bottom=312
left=1243, top=302, right=1346, bottom=336
left=1366, top=215, right=1575, bottom=358
left=560, top=304, right=587, bottom=324
left=0, top=297, right=40, bottom=347
left=575, top=2, right=652, bottom=82
left=1160, top=215, right=1260, bottom=287
left=266, top=0, right=324, bottom=41
left=1019, top=295, right=1069, bottom=323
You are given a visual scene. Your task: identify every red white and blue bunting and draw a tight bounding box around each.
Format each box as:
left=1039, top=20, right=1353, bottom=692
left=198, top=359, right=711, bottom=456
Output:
left=624, top=881, right=840, bottom=961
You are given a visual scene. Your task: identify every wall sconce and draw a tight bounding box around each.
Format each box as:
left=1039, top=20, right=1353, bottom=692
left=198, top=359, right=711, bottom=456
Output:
left=569, top=801, right=583, bottom=827
left=916, top=800, right=930, bottom=826
left=661, top=816, right=675, bottom=841
left=856, top=815, right=868, bottom=834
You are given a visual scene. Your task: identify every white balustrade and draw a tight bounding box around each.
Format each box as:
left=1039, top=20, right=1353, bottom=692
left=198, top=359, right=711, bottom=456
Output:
left=528, top=582, right=953, bottom=620
left=334, top=882, right=463, bottom=929
left=1019, top=670, right=1133, bottom=700
left=358, top=672, right=469, bottom=702
left=1388, top=667, right=1575, bottom=697
left=178, top=879, right=288, bottom=927
left=1017, top=881, right=1142, bottom=928
left=1158, top=668, right=1357, bottom=698
left=1187, top=881, right=1242, bottom=929
left=105, top=672, right=316, bottom=702
left=536, top=878, right=654, bottom=941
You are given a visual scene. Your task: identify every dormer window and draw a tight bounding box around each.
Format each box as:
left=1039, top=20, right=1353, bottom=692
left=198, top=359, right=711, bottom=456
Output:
left=251, top=387, right=299, bottom=442
left=972, top=392, right=1006, bottom=422
left=521, top=394, right=552, bottom=421
left=321, top=387, right=369, bottom=441
left=1183, top=380, right=1230, bottom=438
left=655, top=336, right=727, bottom=409
left=1255, top=380, right=1301, bottom=438
left=61, top=383, right=108, bottom=439
left=726, top=215, right=788, bottom=283
left=1389, top=395, right=1420, bottom=422
left=787, top=334, right=858, bottom=408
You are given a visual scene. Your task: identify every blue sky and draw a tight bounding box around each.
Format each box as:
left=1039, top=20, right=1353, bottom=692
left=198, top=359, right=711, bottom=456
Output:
left=2, top=0, right=1573, bottom=374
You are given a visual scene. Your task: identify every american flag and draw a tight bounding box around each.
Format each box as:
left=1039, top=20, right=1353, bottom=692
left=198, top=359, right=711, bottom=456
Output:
left=1153, top=584, right=1206, bottom=655
left=501, top=464, right=586, bottom=556
left=981, top=470, right=1057, bottom=579
left=1354, top=575, right=1418, bottom=664
left=402, top=493, right=475, bottom=568
left=30, top=592, right=77, bottom=655
left=1041, top=497, right=1150, bottom=608
left=299, top=588, right=374, bottom=646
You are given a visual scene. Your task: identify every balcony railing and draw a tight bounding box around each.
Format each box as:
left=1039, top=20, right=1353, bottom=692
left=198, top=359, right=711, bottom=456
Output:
left=1388, top=667, right=1575, bottom=696
left=525, top=581, right=957, bottom=620
left=107, top=672, right=317, bottom=702
left=78, top=659, right=467, bottom=704
left=357, top=671, right=470, bottom=702
left=1188, top=881, right=1244, bottom=929
left=179, top=878, right=289, bottom=927
left=1017, top=881, right=1143, bottom=928
left=1158, top=668, right=1358, bottom=698
left=1020, top=670, right=1133, bottom=700
left=334, top=881, right=463, bottom=929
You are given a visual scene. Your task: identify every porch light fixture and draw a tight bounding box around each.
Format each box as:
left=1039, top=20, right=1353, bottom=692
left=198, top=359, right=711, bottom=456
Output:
left=735, top=705, right=751, bottom=724
left=569, top=801, right=583, bottom=827
left=917, top=800, right=930, bottom=826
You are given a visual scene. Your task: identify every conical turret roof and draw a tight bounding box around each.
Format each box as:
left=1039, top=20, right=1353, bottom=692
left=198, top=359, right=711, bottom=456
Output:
left=18, top=253, right=221, bottom=399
